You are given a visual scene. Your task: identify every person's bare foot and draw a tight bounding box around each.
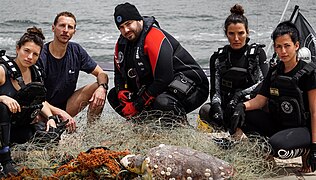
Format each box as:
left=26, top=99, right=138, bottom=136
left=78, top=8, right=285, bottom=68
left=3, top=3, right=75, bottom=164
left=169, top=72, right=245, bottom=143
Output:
left=232, top=128, right=247, bottom=141
left=299, top=154, right=312, bottom=173
left=265, top=154, right=276, bottom=168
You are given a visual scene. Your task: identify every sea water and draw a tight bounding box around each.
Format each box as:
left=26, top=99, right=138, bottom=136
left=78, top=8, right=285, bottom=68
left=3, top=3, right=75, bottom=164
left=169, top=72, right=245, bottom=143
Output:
left=1, top=0, right=315, bottom=117
left=1, top=0, right=316, bottom=67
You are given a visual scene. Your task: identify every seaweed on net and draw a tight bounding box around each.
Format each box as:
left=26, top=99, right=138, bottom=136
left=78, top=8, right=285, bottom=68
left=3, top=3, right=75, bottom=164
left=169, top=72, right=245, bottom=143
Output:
left=8, top=110, right=279, bottom=179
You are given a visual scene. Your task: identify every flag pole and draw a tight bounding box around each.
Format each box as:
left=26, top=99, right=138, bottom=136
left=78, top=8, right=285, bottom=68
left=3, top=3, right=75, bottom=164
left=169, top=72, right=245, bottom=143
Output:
left=289, top=5, right=299, bottom=22
left=265, top=0, right=291, bottom=57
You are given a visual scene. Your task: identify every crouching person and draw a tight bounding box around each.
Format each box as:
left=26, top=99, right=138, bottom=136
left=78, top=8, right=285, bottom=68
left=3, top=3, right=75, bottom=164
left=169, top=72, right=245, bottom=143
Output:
left=228, top=21, right=316, bottom=173
left=107, top=2, right=209, bottom=124
left=0, top=27, right=64, bottom=177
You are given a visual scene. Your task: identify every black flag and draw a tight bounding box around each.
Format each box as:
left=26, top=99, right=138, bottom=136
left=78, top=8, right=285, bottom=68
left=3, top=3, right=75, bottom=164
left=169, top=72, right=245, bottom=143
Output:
left=290, top=5, right=316, bottom=62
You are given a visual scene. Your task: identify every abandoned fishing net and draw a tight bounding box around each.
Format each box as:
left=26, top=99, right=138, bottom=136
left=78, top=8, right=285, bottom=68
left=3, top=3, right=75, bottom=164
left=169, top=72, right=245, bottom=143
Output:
left=4, top=110, right=280, bottom=179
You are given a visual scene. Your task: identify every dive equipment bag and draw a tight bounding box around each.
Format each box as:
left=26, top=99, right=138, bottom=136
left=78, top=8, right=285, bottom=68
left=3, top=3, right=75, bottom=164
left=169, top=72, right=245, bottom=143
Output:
left=168, top=73, right=195, bottom=98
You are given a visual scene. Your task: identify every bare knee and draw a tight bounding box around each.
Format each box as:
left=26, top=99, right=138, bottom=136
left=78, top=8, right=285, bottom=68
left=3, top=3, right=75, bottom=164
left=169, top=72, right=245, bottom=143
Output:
left=66, top=83, right=99, bottom=116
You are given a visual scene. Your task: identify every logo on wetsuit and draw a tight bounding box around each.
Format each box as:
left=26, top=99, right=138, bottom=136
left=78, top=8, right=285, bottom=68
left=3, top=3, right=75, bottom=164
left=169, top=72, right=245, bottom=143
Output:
left=281, top=101, right=293, bottom=114
left=118, top=51, right=124, bottom=63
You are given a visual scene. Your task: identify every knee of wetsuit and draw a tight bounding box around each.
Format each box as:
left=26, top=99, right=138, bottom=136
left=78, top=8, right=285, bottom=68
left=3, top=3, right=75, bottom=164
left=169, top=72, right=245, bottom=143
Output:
left=153, top=94, right=183, bottom=114
left=199, top=103, right=212, bottom=122
left=0, top=126, right=10, bottom=149
left=107, top=88, right=120, bottom=108
left=152, top=94, right=170, bottom=109
left=0, top=103, right=10, bottom=123
left=0, top=102, right=11, bottom=149
left=269, top=127, right=311, bottom=159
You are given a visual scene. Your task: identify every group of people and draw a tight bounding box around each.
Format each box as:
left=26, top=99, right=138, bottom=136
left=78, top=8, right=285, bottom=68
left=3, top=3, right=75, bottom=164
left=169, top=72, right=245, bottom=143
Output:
left=198, top=3, right=316, bottom=173
left=0, top=1, right=316, bottom=177
left=0, top=12, right=108, bottom=177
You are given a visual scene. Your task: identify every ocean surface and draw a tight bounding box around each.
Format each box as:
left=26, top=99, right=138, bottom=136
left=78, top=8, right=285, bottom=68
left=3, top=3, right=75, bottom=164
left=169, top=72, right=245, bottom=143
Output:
left=1, top=0, right=316, bottom=69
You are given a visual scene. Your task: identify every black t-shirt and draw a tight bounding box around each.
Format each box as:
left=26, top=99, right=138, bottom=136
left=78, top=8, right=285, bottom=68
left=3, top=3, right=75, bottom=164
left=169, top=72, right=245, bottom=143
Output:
left=37, top=42, right=97, bottom=109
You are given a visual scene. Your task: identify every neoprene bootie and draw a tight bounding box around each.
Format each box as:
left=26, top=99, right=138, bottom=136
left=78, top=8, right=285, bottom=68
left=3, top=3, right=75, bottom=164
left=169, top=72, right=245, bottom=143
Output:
left=0, top=150, right=18, bottom=178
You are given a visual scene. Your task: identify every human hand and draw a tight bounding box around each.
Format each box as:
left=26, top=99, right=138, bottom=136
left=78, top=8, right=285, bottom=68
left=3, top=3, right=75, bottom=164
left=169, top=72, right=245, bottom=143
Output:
left=122, top=101, right=138, bottom=118
left=89, top=86, right=106, bottom=109
left=46, top=119, right=57, bottom=131
left=309, top=143, right=316, bottom=172
left=57, top=111, right=76, bottom=133
left=133, top=91, right=155, bottom=111
left=0, top=95, right=21, bottom=113
left=229, top=103, right=246, bottom=135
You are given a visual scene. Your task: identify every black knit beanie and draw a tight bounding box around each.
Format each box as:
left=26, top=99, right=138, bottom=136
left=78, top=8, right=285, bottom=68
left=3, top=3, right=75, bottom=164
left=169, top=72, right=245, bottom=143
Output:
left=114, top=2, right=142, bottom=29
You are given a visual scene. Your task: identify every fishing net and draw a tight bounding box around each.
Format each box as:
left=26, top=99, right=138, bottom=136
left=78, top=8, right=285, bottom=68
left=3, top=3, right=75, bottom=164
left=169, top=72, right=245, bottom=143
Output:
left=4, top=110, right=281, bottom=179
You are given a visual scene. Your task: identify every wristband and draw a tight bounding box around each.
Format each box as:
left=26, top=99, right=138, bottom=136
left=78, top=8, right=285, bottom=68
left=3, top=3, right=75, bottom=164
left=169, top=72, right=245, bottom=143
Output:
left=99, top=83, right=108, bottom=90
left=48, top=115, right=56, bottom=120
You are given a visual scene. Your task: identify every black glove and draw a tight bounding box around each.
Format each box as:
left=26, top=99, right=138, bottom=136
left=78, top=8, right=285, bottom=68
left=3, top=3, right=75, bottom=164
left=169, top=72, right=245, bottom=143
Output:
left=32, top=117, right=69, bottom=145
left=225, top=99, right=238, bottom=120
left=229, top=103, right=246, bottom=135
left=134, top=90, right=155, bottom=112
left=211, top=103, right=224, bottom=125
left=309, top=143, right=316, bottom=172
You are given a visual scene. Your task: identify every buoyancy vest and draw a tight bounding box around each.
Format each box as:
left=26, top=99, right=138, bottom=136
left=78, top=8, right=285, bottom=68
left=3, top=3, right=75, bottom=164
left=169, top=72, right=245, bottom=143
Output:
left=216, top=43, right=264, bottom=101
left=268, top=62, right=316, bottom=127
left=116, top=16, right=160, bottom=90
left=0, top=50, right=46, bottom=125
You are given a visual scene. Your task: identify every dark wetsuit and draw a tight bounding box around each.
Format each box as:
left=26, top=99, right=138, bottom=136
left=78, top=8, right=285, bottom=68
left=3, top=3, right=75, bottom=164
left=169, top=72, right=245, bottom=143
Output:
left=244, top=60, right=316, bottom=159
left=0, top=64, right=44, bottom=146
left=199, top=43, right=268, bottom=126
left=108, top=16, right=209, bottom=118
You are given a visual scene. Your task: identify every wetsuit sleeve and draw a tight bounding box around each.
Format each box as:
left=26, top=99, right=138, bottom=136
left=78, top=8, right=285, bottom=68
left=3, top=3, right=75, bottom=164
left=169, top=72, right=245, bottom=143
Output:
left=258, top=48, right=268, bottom=77
left=114, top=42, right=126, bottom=92
left=209, top=52, right=217, bottom=98
left=211, top=57, right=222, bottom=105
left=143, top=27, right=174, bottom=96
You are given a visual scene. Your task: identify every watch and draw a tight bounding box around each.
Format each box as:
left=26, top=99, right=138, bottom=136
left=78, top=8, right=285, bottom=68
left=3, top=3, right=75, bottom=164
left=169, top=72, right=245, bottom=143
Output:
left=99, top=83, right=108, bottom=90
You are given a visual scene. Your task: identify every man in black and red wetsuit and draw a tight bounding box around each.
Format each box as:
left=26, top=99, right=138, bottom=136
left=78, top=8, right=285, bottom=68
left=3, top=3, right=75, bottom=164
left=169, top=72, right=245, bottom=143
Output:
left=107, top=2, right=209, bottom=123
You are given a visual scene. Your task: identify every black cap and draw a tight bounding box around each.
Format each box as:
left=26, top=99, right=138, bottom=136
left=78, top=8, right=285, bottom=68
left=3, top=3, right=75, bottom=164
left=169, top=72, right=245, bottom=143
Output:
left=114, top=2, right=142, bottom=29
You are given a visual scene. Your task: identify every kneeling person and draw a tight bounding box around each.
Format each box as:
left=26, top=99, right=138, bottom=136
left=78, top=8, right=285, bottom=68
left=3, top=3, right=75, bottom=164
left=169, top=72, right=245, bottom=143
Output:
left=108, top=3, right=209, bottom=123
left=0, top=27, right=62, bottom=177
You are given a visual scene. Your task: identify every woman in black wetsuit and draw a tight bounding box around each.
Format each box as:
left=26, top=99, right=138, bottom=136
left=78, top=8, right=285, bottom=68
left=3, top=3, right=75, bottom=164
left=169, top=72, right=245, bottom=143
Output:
left=232, top=21, right=316, bottom=173
left=0, top=27, right=57, bottom=177
left=199, top=4, right=268, bottom=134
